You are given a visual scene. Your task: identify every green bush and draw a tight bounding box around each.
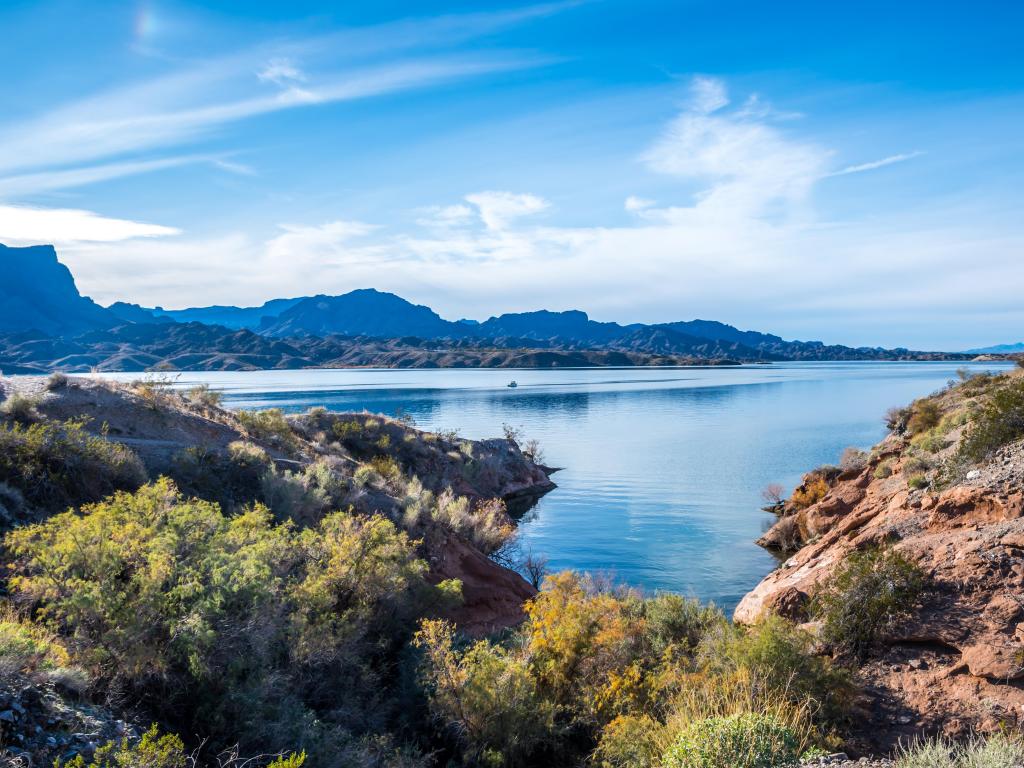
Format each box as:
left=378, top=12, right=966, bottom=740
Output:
left=907, top=474, right=928, bottom=490
left=811, top=547, right=927, bottom=661
left=958, top=377, right=1024, bottom=463
left=237, top=408, right=296, bottom=450
left=0, top=418, right=146, bottom=515
left=592, top=714, right=665, bottom=768
left=56, top=725, right=306, bottom=768
left=661, top=712, right=799, bottom=768
left=169, top=441, right=272, bottom=509
left=699, top=615, right=852, bottom=724
left=415, top=619, right=556, bottom=767
left=6, top=479, right=440, bottom=760
left=907, top=400, right=941, bottom=436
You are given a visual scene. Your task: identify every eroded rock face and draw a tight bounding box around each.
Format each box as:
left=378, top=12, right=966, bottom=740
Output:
left=736, top=421, right=1024, bottom=751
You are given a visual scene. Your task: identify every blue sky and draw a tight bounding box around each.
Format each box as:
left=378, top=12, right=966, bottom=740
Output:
left=1, top=0, right=1022, bottom=349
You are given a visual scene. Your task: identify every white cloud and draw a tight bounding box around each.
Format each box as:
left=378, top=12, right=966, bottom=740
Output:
left=829, top=151, right=925, bottom=177
left=624, top=195, right=655, bottom=212
left=0, top=204, right=179, bottom=244
left=642, top=78, right=829, bottom=220
left=257, top=57, right=307, bottom=87
left=689, top=75, right=729, bottom=115
left=416, top=203, right=475, bottom=228
left=465, top=191, right=549, bottom=230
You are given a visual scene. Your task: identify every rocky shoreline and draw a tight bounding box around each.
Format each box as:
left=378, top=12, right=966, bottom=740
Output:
left=737, top=367, right=1024, bottom=754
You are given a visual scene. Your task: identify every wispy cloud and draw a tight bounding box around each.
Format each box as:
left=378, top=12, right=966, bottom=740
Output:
left=829, top=151, right=925, bottom=177
left=257, top=57, right=307, bottom=87
left=464, top=191, right=550, bottom=230
left=0, top=3, right=574, bottom=195
left=641, top=78, right=830, bottom=220
left=0, top=204, right=179, bottom=244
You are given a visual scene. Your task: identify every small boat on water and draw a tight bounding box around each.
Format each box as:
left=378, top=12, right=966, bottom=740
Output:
left=507, top=380, right=518, bottom=388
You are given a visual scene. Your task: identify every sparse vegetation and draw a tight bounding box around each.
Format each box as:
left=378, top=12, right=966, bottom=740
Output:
left=958, top=375, right=1024, bottom=463
left=790, top=473, right=829, bottom=509
left=185, top=383, right=223, bottom=408
left=906, top=399, right=941, bottom=436
left=237, top=408, right=296, bottom=450
left=838, top=447, right=868, bottom=473
left=45, top=371, right=70, bottom=391
left=0, top=417, right=146, bottom=515
left=811, top=547, right=927, bottom=662
left=760, top=483, right=784, bottom=510
left=894, top=733, right=1024, bottom=768
left=1, top=392, right=40, bottom=422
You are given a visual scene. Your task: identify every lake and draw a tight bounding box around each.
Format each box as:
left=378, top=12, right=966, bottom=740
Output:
left=102, top=361, right=1009, bottom=613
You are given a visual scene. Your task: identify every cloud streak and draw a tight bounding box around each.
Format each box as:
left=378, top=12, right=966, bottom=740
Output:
left=829, top=151, right=925, bottom=177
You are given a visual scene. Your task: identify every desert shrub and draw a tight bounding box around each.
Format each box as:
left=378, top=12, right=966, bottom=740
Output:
left=415, top=619, right=556, bottom=767
left=811, top=547, right=927, bottom=661
left=885, top=406, right=910, bottom=431
left=237, top=408, right=296, bottom=450
left=57, top=725, right=189, bottom=768
left=354, top=465, right=383, bottom=488
left=131, top=377, right=177, bottom=410
left=0, top=610, right=74, bottom=686
left=873, top=461, right=893, bottom=479
left=894, top=733, right=1024, bottom=768
left=958, top=376, right=1024, bottom=463
left=56, top=725, right=308, bottom=768
left=790, top=475, right=829, bottom=510
left=592, top=714, right=665, bottom=768
left=370, top=455, right=402, bottom=482
left=912, top=429, right=948, bottom=453
left=46, top=372, right=70, bottom=390
left=332, top=418, right=364, bottom=443
left=907, top=474, right=928, bottom=490
left=6, top=479, right=442, bottom=760
left=432, top=490, right=515, bottom=555
left=699, top=615, right=852, bottom=724
left=170, top=442, right=272, bottom=509
left=661, top=712, right=799, bottom=768
left=838, top=447, right=868, bottom=473
left=260, top=468, right=330, bottom=523
left=415, top=571, right=834, bottom=768
left=0, top=418, right=146, bottom=514
left=904, top=453, right=933, bottom=474
left=185, top=383, right=223, bottom=408
left=0, top=393, right=40, bottom=422
left=907, top=400, right=941, bottom=436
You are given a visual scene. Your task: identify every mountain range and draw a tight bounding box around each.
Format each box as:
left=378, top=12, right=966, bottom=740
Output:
left=0, top=242, right=984, bottom=372
left=965, top=342, right=1024, bottom=354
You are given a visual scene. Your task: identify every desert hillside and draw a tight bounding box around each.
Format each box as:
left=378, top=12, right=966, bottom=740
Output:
left=738, top=365, right=1024, bottom=752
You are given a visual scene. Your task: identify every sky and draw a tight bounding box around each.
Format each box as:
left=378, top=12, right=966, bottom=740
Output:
left=1, top=0, right=1022, bottom=350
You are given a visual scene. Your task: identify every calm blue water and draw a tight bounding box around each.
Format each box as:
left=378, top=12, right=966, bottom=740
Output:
left=100, top=361, right=1009, bottom=612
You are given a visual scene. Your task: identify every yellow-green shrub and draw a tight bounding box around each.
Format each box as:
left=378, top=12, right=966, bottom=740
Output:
left=0, top=418, right=146, bottom=515
left=6, top=479, right=441, bottom=759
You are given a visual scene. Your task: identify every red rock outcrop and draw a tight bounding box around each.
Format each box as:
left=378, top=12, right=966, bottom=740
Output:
left=737, top=377, right=1024, bottom=751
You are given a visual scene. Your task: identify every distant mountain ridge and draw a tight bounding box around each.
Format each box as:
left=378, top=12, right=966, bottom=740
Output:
left=0, top=244, right=119, bottom=336
left=966, top=342, right=1024, bottom=354
left=0, top=242, right=985, bottom=371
